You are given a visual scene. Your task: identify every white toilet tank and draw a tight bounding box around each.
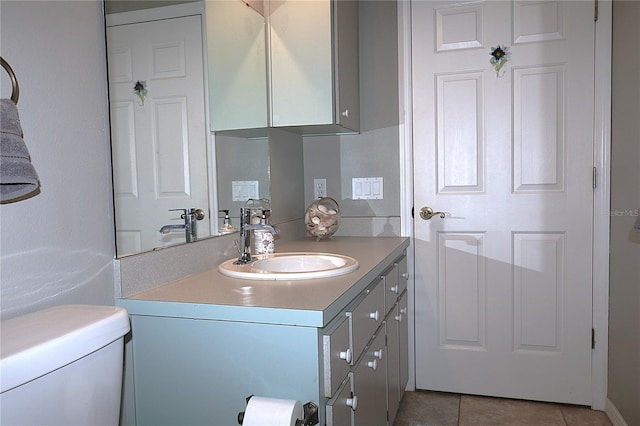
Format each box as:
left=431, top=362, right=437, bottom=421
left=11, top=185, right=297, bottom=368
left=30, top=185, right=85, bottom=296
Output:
left=0, top=305, right=130, bottom=425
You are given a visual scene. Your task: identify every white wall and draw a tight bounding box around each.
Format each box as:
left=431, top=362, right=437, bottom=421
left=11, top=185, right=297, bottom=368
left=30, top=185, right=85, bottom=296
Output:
left=0, top=1, right=116, bottom=319
left=303, top=0, right=401, bottom=237
left=608, top=1, right=640, bottom=424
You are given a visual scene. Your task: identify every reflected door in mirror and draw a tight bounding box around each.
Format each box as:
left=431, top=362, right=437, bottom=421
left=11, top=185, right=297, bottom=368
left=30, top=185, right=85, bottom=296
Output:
left=107, top=15, right=210, bottom=256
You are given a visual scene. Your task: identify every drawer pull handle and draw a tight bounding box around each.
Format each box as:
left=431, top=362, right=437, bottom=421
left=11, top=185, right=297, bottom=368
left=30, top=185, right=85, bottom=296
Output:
left=373, top=349, right=383, bottom=360
left=346, top=395, right=358, bottom=411
left=367, top=359, right=378, bottom=371
left=390, top=285, right=399, bottom=294
left=368, top=310, right=380, bottom=321
left=339, top=348, right=352, bottom=363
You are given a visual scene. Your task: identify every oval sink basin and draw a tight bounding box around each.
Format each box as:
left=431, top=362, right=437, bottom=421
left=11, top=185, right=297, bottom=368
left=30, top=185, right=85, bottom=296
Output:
left=218, top=252, right=359, bottom=280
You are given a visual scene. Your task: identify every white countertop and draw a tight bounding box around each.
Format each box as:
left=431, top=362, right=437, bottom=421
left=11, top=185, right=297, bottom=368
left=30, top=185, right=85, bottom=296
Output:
left=117, top=237, right=409, bottom=327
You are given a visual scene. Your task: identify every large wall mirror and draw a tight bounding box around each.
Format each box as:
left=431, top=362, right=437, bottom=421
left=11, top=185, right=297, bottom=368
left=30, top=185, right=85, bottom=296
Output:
left=105, top=0, right=270, bottom=258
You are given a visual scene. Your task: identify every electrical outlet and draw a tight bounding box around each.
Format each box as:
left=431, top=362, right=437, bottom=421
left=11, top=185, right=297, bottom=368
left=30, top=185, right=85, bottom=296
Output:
left=314, top=178, right=327, bottom=199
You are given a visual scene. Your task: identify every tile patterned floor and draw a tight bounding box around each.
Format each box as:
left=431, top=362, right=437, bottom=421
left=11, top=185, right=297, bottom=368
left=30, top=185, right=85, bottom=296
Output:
left=393, top=391, right=612, bottom=426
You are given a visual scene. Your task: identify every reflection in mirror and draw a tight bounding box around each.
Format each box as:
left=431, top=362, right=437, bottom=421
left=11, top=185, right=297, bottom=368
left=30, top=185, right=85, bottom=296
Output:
left=206, top=0, right=267, bottom=131
left=106, top=2, right=215, bottom=258
left=215, top=135, right=270, bottom=227
left=106, top=0, right=272, bottom=258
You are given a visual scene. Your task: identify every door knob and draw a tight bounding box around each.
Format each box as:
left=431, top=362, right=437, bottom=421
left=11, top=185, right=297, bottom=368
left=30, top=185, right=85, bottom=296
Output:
left=171, top=208, right=206, bottom=221
left=419, top=206, right=445, bottom=220
left=192, top=208, right=205, bottom=221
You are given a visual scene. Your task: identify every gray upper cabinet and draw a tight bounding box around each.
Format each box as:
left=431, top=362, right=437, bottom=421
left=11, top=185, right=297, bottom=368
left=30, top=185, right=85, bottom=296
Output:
left=269, top=0, right=359, bottom=134
left=207, top=0, right=359, bottom=135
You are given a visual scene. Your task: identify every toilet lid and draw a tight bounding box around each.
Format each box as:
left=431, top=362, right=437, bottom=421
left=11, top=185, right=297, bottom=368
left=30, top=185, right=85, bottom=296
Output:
left=0, top=304, right=130, bottom=393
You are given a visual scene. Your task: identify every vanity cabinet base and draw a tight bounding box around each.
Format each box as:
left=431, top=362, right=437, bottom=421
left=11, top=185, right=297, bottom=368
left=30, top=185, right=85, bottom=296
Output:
left=121, top=249, right=409, bottom=426
left=129, top=316, right=320, bottom=425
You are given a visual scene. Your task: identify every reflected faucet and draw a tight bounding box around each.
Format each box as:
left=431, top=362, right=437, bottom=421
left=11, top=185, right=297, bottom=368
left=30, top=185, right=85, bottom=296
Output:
left=235, top=207, right=279, bottom=264
left=159, top=208, right=205, bottom=243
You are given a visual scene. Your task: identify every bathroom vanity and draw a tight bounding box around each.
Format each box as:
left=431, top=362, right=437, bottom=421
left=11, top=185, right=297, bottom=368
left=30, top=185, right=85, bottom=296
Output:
left=117, top=237, right=409, bottom=425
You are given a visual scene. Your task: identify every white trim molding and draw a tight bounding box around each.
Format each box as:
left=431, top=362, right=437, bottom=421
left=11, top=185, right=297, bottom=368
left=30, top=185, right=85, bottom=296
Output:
left=592, top=0, right=612, bottom=411
left=398, top=0, right=415, bottom=392
left=606, top=398, right=629, bottom=426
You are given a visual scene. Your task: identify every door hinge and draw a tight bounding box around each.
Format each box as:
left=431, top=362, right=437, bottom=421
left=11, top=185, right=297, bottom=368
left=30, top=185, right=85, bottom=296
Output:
left=594, top=0, right=599, bottom=21
left=592, top=328, right=595, bottom=349
left=593, top=166, right=597, bottom=189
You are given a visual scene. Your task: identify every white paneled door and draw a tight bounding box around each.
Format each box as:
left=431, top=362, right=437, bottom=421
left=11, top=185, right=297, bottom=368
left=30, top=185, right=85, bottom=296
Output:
left=412, top=1, right=595, bottom=405
left=107, top=15, right=209, bottom=256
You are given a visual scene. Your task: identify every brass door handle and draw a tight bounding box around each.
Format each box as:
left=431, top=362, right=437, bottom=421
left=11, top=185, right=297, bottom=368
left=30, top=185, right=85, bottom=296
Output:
left=420, top=206, right=445, bottom=220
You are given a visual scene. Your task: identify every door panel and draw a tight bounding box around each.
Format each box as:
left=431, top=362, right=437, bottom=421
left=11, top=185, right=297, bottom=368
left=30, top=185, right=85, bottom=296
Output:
left=412, top=0, right=594, bottom=405
left=107, top=15, right=210, bottom=256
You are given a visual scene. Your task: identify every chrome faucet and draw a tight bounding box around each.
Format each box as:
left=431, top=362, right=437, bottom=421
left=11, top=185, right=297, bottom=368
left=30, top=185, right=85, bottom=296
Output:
left=235, top=207, right=279, bottom=264
left=159, top=208, right=205, bottom=243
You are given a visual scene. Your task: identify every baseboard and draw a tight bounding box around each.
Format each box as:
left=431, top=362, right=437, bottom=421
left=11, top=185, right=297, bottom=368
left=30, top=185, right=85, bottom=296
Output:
left=605, top=398, right=628, bottom=426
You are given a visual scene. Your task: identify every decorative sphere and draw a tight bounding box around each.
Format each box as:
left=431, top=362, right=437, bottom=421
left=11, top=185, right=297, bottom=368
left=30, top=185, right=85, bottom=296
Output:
left=305, top=197, right=340, bottom=240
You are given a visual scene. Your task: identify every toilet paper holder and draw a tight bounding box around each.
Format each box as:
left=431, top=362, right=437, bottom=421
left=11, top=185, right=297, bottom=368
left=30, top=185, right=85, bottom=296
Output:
left=237, top=395, right=319, bottom=426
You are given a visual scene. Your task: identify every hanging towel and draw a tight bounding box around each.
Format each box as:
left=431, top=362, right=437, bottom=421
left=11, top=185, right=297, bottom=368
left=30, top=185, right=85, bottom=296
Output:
left=1, top=98, right=39, bottom=202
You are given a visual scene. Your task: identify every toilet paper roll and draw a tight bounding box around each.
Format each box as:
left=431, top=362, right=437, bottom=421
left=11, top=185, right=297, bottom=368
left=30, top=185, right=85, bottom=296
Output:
left=242, top=396, right=304, bottom=426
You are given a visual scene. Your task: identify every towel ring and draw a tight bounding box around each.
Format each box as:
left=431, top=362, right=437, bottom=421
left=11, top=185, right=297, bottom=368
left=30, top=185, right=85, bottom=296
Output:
left=1, top=56, right=19, bottom=104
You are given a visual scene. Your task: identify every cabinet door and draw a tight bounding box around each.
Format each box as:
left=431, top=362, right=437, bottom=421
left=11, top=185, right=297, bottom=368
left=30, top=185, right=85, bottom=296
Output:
left=269, top=0, right=333, bottom=127
left=269, top=0, right=359, bottom=131
left=398, top=292, right=409, bottom=399
left=383, top=263, right=399, bottom=315
left=326, top=375, right=355, bottom=426
left=385, top=309, right=400, bottom=424
left=395, top=255, right=408, bottom=296
left=334, top=0, right=359, bottom=131
left=323, top=314, right=352, bottom=397
left=352, top=330, right=387, bottom=426
left=206, top=0, right=268, bottom=131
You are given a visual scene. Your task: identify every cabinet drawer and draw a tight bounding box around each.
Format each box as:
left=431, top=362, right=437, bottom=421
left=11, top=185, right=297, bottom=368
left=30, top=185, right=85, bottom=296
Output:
left=382, top=263, right=399, bottom=315
left=323, top=314, right=351, bottom=398
left=347, top=278, right=384, bottom=361
left=396, top=255, right=408, bottom=296
left=326, top=374, right=354, bottom=426
left=351, top=330, right=387, bottom=426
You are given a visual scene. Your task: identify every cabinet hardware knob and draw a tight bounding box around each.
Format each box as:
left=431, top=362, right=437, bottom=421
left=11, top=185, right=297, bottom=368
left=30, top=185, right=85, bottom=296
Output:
left=402, top=272, right=409, bottom=280
left=373, top=349, right=383, bottom=360
left=368, top=311, right=380, bottom=321
left=400, top=307, right=408, bottom=315
left=341, top=109, right=350, bottom=118
left=395, top=314, right=403, bottom=322
left=390, top=285, right=399, bottom=294
left=367, top=359, right=378, bottom=371
left=339, top=348, right=352, bottom=363
left=346, top=396, right=358, bottom=411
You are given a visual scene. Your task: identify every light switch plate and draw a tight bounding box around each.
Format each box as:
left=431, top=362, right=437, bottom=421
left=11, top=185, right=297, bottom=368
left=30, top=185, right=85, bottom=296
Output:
left=232, top=180, right=259, bottom=201
left=352, top=177, right=383, bottom=200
